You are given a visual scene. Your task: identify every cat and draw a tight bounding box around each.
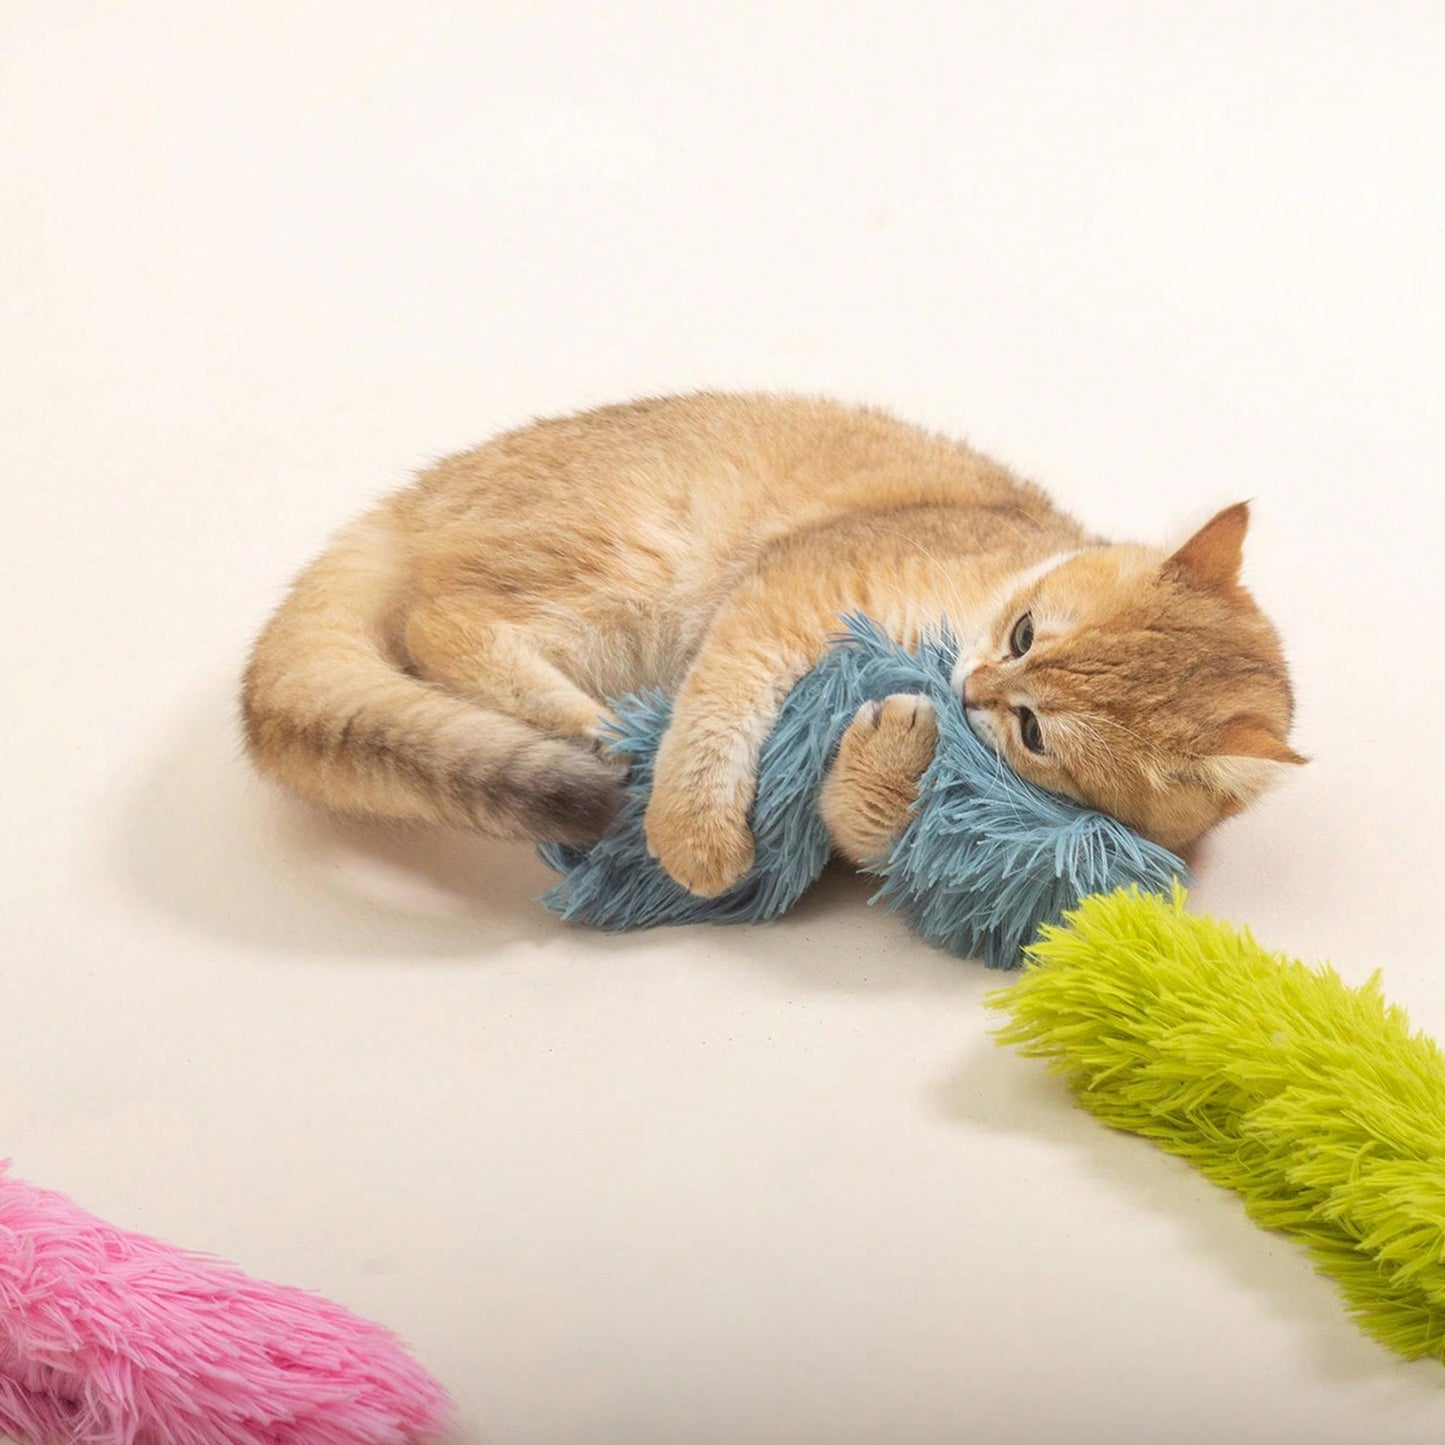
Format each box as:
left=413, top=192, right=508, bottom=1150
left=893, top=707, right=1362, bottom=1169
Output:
left=242, top=392, right=1302, bottom=896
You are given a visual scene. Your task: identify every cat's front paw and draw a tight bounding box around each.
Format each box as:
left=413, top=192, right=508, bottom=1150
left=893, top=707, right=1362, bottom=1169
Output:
left=644, top=794, right=756, bottom=898
left=840, top=693, right=939, bottom=767
left=820, top=693, right=939, bottom=864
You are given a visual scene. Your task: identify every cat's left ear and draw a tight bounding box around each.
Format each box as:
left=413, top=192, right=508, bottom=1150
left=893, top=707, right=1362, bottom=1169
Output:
left=1168, top=502, right=1251, bottom=591
left=1202, top=716, right=1307, bottom=808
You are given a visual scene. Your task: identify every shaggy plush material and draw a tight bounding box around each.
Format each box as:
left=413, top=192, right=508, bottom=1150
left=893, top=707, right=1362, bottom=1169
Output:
left=0, top=1163, right=450, bottom=1445
left=992, top=887, right=1445, bottom=1362
left=541, top=616, right=1183, bottom=967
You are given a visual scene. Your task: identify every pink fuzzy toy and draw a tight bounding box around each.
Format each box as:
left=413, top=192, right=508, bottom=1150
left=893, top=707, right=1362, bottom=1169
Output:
left=0, top=1163, right=450, bottom=1445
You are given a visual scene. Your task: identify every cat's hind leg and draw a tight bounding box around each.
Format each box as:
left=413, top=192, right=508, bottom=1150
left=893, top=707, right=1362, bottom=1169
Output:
left=404, top=594, right=613, bottom=747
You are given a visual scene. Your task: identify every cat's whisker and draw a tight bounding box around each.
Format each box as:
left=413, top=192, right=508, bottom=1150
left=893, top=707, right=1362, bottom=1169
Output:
left=1073, top=710, right=1169, bottom=764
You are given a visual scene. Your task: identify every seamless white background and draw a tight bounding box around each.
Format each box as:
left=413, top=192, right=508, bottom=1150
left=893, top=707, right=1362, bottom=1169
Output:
left=3, top=4, right=1444, bottom=1442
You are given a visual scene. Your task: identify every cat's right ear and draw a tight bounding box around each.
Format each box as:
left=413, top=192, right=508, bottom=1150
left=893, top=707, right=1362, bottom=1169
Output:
left=1167, top=502, right=1250, bottom=591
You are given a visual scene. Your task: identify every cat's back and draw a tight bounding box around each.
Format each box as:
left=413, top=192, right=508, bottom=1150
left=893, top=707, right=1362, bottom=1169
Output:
left=400, top=391, right=1056, bottom=534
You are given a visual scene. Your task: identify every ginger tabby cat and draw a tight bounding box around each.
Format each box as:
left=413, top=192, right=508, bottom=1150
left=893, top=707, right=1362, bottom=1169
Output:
left=243, top=393, right=1302, bottom=895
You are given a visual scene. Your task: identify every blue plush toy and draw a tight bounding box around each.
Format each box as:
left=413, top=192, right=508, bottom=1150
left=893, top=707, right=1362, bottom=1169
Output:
left=539, top=617, right=1183, bottom=967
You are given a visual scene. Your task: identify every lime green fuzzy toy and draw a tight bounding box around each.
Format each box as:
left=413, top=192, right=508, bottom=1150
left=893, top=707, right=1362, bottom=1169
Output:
left=991, top=887, right=1445, bottom=1362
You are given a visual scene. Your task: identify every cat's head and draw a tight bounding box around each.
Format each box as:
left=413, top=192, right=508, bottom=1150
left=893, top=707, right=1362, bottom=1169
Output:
left=953, top=503, right=1303, bottom=851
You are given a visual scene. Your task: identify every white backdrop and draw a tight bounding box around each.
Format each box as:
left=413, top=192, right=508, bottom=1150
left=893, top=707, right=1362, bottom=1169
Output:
left=3, top=4, right=1443, bottom=1442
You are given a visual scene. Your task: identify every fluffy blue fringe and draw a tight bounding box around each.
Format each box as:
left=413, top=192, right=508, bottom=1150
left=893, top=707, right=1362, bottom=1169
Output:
left=539, top=616, right=1184, bottom=967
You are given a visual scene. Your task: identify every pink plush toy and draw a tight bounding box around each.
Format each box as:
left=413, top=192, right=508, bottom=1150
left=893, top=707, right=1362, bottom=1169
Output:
left=0, top=1163, right=450, bottom=1445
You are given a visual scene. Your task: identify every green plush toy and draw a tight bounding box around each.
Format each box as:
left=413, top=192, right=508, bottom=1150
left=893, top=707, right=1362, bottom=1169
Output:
left=993, top=887, right=1445, bottom=1363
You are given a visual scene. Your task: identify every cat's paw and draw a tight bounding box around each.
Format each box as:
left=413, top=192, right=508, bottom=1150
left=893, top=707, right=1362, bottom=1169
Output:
left=820, top=694, right=939, bottom=864
left=841, top=693, right=938, bottom=764
left=643, top=794, right=756, bottom=898
left=580, top=723, right=631, bottom=767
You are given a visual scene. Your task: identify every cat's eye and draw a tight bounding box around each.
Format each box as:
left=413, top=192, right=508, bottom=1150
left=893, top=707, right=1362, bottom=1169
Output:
left=1009, top=613, right=1034, bottom=658
left=1017, top=706, right=1046, bottom=754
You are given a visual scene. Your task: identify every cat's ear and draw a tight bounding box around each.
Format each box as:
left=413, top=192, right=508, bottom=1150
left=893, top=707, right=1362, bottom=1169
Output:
left=1168, top=502, right=1251, bottom=591
left=1201, top=716, right=1307, bottom=805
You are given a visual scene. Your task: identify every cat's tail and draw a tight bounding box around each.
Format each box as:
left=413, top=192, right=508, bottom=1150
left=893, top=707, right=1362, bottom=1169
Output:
left=240, top=506, right=624, bottom=845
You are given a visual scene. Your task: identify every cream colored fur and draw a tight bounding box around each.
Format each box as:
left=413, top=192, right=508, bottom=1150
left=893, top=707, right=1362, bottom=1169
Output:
left=243, top=393, right=1300, bottom=893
